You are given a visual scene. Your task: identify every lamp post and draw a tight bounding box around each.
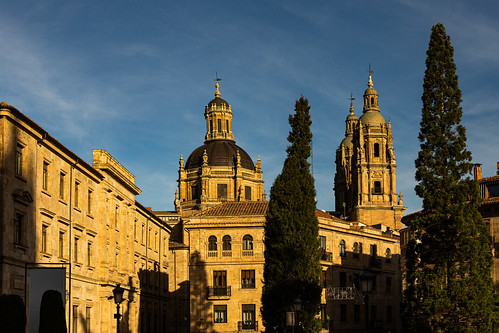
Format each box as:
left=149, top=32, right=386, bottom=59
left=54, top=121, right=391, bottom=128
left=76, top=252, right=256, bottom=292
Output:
left=360, top=271, right=374, bottom=333
left=112, top=284, right=125, bottom=333
left=293, top=297, right=302, bottom=332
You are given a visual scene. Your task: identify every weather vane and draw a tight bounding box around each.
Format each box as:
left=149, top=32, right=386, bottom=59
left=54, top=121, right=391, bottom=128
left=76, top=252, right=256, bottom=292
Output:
left=214, top=72, right=222, bottom=83
left=367, top=64, right=374, bottom=75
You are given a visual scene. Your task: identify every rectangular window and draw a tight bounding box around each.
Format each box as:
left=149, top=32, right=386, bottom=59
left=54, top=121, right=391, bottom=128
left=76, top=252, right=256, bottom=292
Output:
left=74, top=237, right=79, bottom=262
left=242, top=304, right=255, bottom=327
left=213, top=271, right=227, bottom=287
left=386, top=305, right=393, bottom=323
left=340, top=304, right=347, bottom=322
left=226, top=120, right=229, bottom=132
left=74, top=181, right=79, bottom=207
left=73, top=305, right=78, bottom=333
left=14, top=212, right=23, bottom=245
left=386, top=277, right=392, bottom=293
left=373, top=181, right=382, bottom=194
left=370, top=244, right=377, bottom=258
left=114, top=206, right=119, bottom=228
left=217, top=119, right=222, bottom=132
left=155, top=231, right=158, bottom=251
left=191, top=185, right=198, bottom=201
left=241, top=270, right=255, bottom=289
left=217, top=184, right=227, bottom=200
left=134, top=219, right=137, bottom=240
left=354, top=304, right=360, bottom=322
left=141, top=224, right=145, bottom=244
left=319, top=236, right=326, bottom=250
left=245, top=186, right=251, bottom=201
left=87, top=189, right=92, bottom=214
left=42, top=161, right=49, bottom=190
left=87, top=242, right=92, bottom=266
left=16, top=144, right=23, bottom=176
left=59, top=231, right=64, bottom=258
left=59, top=172, right=65, bottom=200
left=86, top=307, right=91, bottom=332
left=214, top=305, right=227, bottom=323
left=340, top=272, right=347, bottom=288
left=42, top=225, right=48, bottom=253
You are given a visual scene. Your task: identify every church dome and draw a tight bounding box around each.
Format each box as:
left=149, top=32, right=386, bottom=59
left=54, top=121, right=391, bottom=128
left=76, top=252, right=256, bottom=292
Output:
left=207, top=97, right=230, bottom=108
left=185, top=140, right=255, bottom=170
left=359, top=111, right=386, bottom=126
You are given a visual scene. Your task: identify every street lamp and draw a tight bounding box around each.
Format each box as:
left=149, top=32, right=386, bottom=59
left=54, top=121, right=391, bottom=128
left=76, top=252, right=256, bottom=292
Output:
left=360, top=271, right=374, bottom=333
left=112, top=284, right=125, bottom=333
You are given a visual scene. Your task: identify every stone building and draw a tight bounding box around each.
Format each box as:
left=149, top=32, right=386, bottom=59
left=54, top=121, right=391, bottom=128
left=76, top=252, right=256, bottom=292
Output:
left=334, top=75, right=405, bottom=230
left=175, top=80, right=264, bottom=217
left=0, top=102, right=172, bottom=332
left=474, top=163, right=499, bottom=291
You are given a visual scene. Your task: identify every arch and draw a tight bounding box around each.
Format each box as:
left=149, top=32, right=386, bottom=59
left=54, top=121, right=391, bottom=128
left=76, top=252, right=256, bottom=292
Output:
left=386, top=248, right=392, bottom=263
left=222, top=235, right=232, bottom=251
left=353, top=242, right=359, bottom=258
left=371, top=97, right=374, bottom=105
left=339, top=240, right=346, bottom=257
left=243, top=235, right=253, bottom=250
left=208, top=236, right=217, bottom=251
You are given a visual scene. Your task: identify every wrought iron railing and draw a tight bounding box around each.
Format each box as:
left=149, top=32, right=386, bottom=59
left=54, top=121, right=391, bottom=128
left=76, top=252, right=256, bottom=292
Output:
left=238, top=321, right=258, bottom=331
left=320, top=251, right=333, bottom=262
left=207, top=286, right=231, bottom=297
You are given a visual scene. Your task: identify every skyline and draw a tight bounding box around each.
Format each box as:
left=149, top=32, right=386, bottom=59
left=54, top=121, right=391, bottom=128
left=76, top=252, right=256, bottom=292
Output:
left=1, top=1, right=498, bottom=215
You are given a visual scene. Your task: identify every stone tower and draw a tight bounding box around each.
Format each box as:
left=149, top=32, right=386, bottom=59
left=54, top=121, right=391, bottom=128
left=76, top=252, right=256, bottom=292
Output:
left=176, top=80, right=264, bottom=216
left=335, top=74, right=405, bottom=230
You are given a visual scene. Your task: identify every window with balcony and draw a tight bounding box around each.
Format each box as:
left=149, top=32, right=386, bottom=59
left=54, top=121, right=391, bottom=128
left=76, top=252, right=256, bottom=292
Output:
left=222, top=235, right=231, bottom=251
left=243, top=235, right=253, bottom=256
left=241, top=304, right=256, bottom=330
left=241, top=270, right=255, bottom=289
left=214, top=305, right=227, bottom=323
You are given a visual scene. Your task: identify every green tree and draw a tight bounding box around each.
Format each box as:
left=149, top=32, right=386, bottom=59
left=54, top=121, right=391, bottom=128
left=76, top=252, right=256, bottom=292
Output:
left=261, top=96, right=322, bottom=333
left=403, top=23, right=497, bottom=332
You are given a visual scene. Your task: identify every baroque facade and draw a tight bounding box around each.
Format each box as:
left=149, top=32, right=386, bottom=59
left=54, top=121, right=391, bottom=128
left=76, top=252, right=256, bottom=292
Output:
left=334, top=75, right=405, bottom=230
left=1, top=77, right=404, bottom=333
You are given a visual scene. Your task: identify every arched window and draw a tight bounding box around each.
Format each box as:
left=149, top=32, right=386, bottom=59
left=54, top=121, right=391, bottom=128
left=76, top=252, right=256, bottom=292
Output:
left=385, top=248, right=392, bottom=263
left=208, top=236, right=217, bottom=251
left=340, top=240, right=346, bottom=257
left=374, top=143, right=380, bottom=157
left=353, top=242, right=359, bottom=258
left=223, top=235, right=232, bottom=251
left=243, top=235, right=253, bottom=250
left=371, top=97, right=374, bottom=105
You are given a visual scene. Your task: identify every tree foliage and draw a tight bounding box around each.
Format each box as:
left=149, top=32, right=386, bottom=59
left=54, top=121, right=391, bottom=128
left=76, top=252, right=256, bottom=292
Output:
left=262, top=96, right=322, bottom=333
left=403, top=23, right=497, bottom=332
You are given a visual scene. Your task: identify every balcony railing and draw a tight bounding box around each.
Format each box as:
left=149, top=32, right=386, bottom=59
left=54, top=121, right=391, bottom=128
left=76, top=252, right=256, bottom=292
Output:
left=242, top=250, right=254, bottom=256
left=222, top=250, right=232, bottom=257
left=320, top=251, right=333, bottom=262
left=238, top=321, right=258, bottom=331
left=207, top=251, right=218, bottom=257
left=241, top=283, right=255, bottom=289
left=207, top=286, right=231, bottom=298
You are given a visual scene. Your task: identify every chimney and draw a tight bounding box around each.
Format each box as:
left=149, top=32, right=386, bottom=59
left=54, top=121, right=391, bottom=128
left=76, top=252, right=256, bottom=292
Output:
left=473, top=164, right=482, bottom=180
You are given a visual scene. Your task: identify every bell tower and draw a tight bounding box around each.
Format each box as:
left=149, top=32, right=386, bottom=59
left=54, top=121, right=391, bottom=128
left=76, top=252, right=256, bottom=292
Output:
left=335, top=74, right=405, bottom=230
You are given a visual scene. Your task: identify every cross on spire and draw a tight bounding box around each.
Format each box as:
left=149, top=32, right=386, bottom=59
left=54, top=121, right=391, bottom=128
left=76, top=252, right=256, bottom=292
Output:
left=214, top=72, right=222, bottom=98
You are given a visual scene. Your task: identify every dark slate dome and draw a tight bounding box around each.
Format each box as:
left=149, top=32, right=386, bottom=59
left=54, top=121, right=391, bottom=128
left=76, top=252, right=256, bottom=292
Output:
left=185, top=140, right=255, bottom=170
left=207, top=97, right=230, bottom=108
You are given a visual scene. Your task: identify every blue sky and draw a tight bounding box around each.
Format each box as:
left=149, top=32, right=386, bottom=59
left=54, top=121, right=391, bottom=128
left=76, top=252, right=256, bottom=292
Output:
left=1, top=1, right=498, bottom=215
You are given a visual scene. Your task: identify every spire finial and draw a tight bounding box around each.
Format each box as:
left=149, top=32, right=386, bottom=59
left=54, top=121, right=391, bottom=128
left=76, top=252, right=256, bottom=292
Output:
left=367, top=65, right=374, bottom=88
left=348, top=93, right=355, bottom=113
left=214, top=72, right=222, bottom=98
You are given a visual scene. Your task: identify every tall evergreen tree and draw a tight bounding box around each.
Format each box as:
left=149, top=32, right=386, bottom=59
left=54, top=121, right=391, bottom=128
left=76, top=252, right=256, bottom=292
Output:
left=262, top=96, right=322, bottom=333
left=403, top=23, right=496, bottom=332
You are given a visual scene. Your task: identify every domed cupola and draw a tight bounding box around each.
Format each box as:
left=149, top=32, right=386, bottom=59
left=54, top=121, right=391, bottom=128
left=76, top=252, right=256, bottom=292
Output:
left=176, top=79, right=264, bottom=216
left=204, top=80, right=235, bottom=142
left=359, top=74, right=386, bottom=126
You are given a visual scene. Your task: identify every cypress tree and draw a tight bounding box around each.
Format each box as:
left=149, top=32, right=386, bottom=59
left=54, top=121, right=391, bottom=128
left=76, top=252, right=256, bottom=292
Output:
left=404, top=23, right=496, bottom=332
left=262, top=96, right=322, bottom=333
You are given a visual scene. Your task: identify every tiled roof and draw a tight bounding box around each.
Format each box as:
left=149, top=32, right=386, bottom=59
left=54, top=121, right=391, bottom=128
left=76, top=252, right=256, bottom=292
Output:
left=195, top=201, right=269, bottom=217
left=169, top=240, right=188, bottom=248
left=480, top=175, right=499, bottom=184
left=483, top=196, right=499, bottom=205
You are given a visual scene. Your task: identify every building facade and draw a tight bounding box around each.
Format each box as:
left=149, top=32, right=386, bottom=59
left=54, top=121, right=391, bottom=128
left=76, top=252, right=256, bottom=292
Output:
left=334, top=75, right=405, bottom=230
left=0, top=102, right=172, bottom=332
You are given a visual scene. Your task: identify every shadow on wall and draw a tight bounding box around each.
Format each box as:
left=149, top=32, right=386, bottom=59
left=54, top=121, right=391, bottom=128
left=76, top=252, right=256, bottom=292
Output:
left=189, top=251, right=215, bottom=333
